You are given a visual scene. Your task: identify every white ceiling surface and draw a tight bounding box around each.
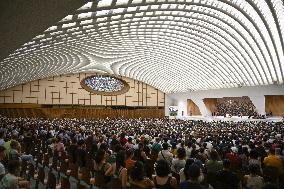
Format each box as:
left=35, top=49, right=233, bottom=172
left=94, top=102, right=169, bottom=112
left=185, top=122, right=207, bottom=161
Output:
left=1, top=0, right=284, bottom=93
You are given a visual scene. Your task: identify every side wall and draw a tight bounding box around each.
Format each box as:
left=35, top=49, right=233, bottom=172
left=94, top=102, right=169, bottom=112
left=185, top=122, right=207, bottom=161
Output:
left=0, top=73, right=165, bottom=107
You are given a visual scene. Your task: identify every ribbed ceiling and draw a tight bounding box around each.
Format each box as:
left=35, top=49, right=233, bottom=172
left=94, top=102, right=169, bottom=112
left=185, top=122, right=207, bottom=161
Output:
left=1, top=0, right=284, bottom=93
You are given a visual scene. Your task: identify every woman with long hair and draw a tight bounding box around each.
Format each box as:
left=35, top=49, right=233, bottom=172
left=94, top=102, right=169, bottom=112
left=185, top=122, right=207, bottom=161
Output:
left=134, top=143, right=148, bottom=163
left=129, top=161, right=154, bottom=189
left=153, top=159, right=177, bottom=189
left=113, top=150, right=127, bottom=189
left=93, top=149, right=113, bottom=188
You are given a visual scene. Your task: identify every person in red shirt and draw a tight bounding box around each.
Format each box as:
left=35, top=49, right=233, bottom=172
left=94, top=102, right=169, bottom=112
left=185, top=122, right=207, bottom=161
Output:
left=225, top=147, right=241, bottom=171
left=119, top=133, right=128, bottom=146
left=271, top=140, right=277, bottom=150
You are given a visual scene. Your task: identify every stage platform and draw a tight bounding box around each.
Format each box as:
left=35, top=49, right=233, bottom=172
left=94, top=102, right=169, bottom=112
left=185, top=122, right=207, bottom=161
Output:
left=174, top=115, right=283, bottom=122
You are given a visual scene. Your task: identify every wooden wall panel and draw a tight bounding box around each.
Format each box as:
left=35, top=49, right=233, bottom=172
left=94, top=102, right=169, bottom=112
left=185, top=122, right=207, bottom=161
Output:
left=204, top=98, right=217, bottom=113
left=0, top=107, right=165, bottom=119
left=187, top=99, right=201, bottom=116
left=0, top=73, right=165, bottom=107
left=0, top=103, right=41, bottom=108
left=265, top=95, right=284, bottom=116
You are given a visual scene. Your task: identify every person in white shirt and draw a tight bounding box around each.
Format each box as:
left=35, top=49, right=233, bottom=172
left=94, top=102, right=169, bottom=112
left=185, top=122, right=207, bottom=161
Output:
left=185, top=142, right=193, bottom=159
left=171, top=148, right=186, bottom=173
left=157, top=143, right=173, bottom=166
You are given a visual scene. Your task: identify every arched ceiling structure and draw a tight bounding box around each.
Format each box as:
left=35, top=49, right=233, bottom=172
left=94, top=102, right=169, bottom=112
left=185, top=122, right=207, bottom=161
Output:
left=0, top=0, right=284, bottom=93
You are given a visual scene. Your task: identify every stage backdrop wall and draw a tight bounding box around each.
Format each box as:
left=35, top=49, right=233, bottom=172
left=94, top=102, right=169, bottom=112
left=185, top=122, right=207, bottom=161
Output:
left=265, top=95, right=284, bottom=116
left=187, top=99, right=201, bottom=116
left=0, top=73, right=165, bottom=107
left=203, top=98, right=217, bottom=114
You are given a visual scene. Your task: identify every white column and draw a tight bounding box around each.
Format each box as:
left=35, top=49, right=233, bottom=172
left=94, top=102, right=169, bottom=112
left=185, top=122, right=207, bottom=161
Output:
left=249, top=95, right=265, bottom=115
left=164, top=94, right=173, bottom=116
left=177, top=99, right=188, bottom=117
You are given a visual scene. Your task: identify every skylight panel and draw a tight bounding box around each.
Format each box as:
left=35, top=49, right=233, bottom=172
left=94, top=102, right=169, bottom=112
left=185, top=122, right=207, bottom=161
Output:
left=139, top=6, right=149, bottom=11
left=85, top=29, right=96, bottom=33
left=151, top=5, right=159, bottom=10
left=78, top=12, right=93, bottom=19
left=78, top=2, right=93, bottom=10
left=132, top=0, right=143, bottom=4
left=45, top=26, right=58, bottom=32
left=40, top=37, right=52, bottom=43
left=146, top=12, right=154, bottom=16
left=50, top=31, right=63, bottom=36
left=116, top=0, right=129, bottom=6
left=96, top=10, right=109, bottom=16
left=127, top=6, right=137, bottom=12
left=62, top=22, right=76, bottom=28
left=112, top=15, right=122, bottom=20
left=80, top=19, right=93, bottom=25
left=97, top=0, right=112, bottom=8
left=135, top=12, right=144, bottom=17
left=98, top=22, right=108, bottom=27
left=61, top=15, right=73, bottom=22
left=112, top=8, right=125, bottom=14
left=23, top=41, right=35, bottom=46
left=124, top=14, right=133, bottom=18
left=96, top=17, right=108, bottom=22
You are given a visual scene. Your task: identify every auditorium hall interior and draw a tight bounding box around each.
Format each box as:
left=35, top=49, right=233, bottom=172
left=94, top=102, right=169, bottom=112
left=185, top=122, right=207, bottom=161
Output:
left=0, top=0, right=284, bottom=189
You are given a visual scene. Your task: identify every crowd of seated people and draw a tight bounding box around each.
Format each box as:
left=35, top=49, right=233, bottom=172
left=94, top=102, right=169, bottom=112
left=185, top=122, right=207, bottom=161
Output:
left=215, top=98, right=258, bottom=117
left=0, top=115, right=283, bottom=189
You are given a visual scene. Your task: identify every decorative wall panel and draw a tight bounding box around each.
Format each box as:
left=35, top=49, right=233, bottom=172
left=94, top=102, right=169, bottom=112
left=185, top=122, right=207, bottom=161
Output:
left=0, top=73, right=165, bottom=107
left=265, top=95, right=284, bottom=116
left=187, top=99, right=201, bottom=116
